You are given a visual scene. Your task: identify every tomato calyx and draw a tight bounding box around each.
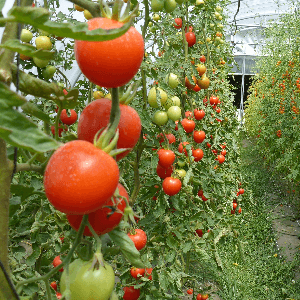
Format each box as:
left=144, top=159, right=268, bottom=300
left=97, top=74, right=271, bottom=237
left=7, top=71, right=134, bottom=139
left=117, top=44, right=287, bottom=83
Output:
left=119, top=81, right=139, bottom=105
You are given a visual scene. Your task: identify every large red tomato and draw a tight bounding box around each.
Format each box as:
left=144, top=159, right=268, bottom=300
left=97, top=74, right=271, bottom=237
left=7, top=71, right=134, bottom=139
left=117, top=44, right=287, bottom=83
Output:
left=181, top=118, right=195, bottom=133
left=185, top=32, right=196, bottom=47
left=158, top=149, right=175, bottom=168
left=123, top=286, right=140, bottom=300
left=74, top=18, right=144, bottom=88
left=162, top=177, right=182, bottom=196
left=193, top=130, right=206, bottom=143
left=44, top=140, right=119, bottom=214
left=67, top=183, right=128, bottom=236
left=156, top=164, right=173, bottom=179
left=77, top=99, right=141, bottom=161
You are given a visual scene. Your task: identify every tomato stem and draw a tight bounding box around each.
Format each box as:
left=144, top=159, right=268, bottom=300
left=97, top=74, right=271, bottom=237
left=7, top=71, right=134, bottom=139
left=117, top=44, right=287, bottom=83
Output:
left=87, top=221, right=102, bottom=252
left=55, top=105, right=63, bottom=140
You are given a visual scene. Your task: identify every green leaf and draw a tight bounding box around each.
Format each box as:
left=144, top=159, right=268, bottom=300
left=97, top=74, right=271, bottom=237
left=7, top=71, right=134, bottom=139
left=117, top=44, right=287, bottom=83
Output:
left=21, top=101, right=51, bottom=123
left=108, top=228, right=145, bottom=268
left=53, top=89, right=79, bottom=109
left=0, top=40, right=54, bottom=59
left=7, top=7, right=133, bottom=41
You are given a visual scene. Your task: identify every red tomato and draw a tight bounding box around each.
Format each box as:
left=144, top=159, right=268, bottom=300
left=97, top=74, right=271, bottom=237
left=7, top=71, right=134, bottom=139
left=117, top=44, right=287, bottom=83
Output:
left=216, top=108, right=221, bottom=113
left=56, top=292, right=62, bottom=299
left=192, top=148, right=204, bottom=162
left=193, top=84, right=201, bottom=92
left=130, top=267, right=145, bottom=279
left=187, top=288, right=193, bottom=294
left=200, top=55, right=206, bottom=63
left=197, top=189, right=203, bottom=197
left=145, top=268, right=153, bottom=280
left=157, top=133, right=176, bottom=144
left=196, top=294, right=202, bottom=300
left=209, top=96, right=218, bottom=105
left=123, top=286, right=140, bottom=300
left=128, top=229, right=147, bottom=251
left=193, top=131, right=206, bottom=143
left=63, top=89, right=68, bottom=95
left=201, top=194, right=208, bottom=201
left=238, top=207, right=242, bottom=214
left=185, top=111, right=193, bottom=118
left=52, top=255, right=63, bottom=272
left=206, top=142, right=211, bottom=148
left=50, top=281, right=57, bottom=291
left=67, top=183, right=128, bottom=236
left=185, top=32, right=196, bottom=47
left=77, top=99, right=141, bottom=161
left=217, top=154, right=225, bottom=164
left=194, top=109, right=205, bottom=120
left=51, top=124, right=67, bottom=137
left=195, top=229, right=203, bottom=237
left=44, top=140, right=119, bottom=215
left=221, top=149, right=226, bottom=156
left=239, top=188, right=245, bottom=195
left=181, top=118, right=195, bottom=133
left=75, top=18, right=144, bottom=88
left=173, top=18, right=182, bottom=29
left=233, top=202, right=238, bottom=210
left=60, top=109, right=77, bottom=125
left=156, top=164, right=173, bottom=179
left=162, top=177, right=182, bottom=196
left=178, top=142, right=189, bottom=156
left=201, top=294, right=209, bottom=300
left=158, top=149, right=175, bottom=168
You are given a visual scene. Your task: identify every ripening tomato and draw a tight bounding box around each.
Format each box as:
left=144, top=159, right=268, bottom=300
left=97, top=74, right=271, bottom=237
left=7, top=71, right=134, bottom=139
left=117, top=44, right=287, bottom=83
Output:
left=77, top=99, right=141, bottom=161
left=52, top=255, right=63, bottom=272
left=162, top=177, right=182, bottom=196
left=44, top=140, right=119, bottom=215
left=75, top=18, right=144, bottom=88
left=194, top=109, right=205, bottom=120
left=145, top=268, right=153, bottom=280
left=50, top=281, right=58, bottom=291
left=201, top=294, right=209, bottom=300
left=193, top=131, right=206, bottom=143
left=192, top=148, right=204, bottom=162
left=156, top=164, right=173, bottom=179
left=173, top=18, right=182, bottom=29
left=200, top=55, right=206, bottom=63
left=196, top=294, right=202, bottom=300
left=238, top=207, right=242, bottom=214
left=56, top=292, right=62, bottom=299
left=130, top=268, right=145, bottom=279
left=158, top=149, right=175, bottom=168
left=198, top=189, right=203, bottom=197
left=233, top=202, right=238, bottom=210
left=185, top=32, right=196, bottom=47
left=181, top=118, right=195, bottom=133
left=221, top=149, right=226, bottom=156
left=60, top=109, right=77, bottom=125
left=239, top=188, right=245, bottom=195
left=217, top=154, right=225, bottom=164
left=195, top=229, right=203, bottom=237
left=128, top=229, right=147, bottom=251
left=157, top=133, right=176, bottom=145
left=123, top=286, right=140, bottom=300
left=187, top=289, right=193, bottom=295
left=194, top=84, right=201, bottom=92
left=178, top=142, right=189, bottom=156
left=67, top=183, right=128, bottom=236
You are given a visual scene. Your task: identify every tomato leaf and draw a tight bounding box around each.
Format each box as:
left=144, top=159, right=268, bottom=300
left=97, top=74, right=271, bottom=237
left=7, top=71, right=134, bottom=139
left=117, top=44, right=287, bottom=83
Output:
left=0, top=39, right=54, bottom=59
left=53, top=89, right=79, bottom=109
left=21, top=101, right=51, bottom=123
left=7, top=7, right=133, bottom=41
left=108, top=228, right=146, bottom=268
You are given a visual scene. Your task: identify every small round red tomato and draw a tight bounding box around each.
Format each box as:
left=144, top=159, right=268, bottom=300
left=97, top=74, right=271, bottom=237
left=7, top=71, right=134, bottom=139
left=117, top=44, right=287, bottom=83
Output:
left=193, top=131, right=206, bottom=143
left=209, top=96, right=218, bottom=105
left=60, top=109, right=78, bottom=125
left=195, top=229, right=203, bottom=237
left=233, top=202, right=238, bottom=210
left=56, top=292, right=62, bottom=299
left=221, top=149, right=226, bottom=156
left=206, top=142, right=211, bottom=148
left=185, top=32, right=196, bottom=47
left=75, top=18, right=144, bottom=88
left=145, top=268, right=153, bottom=280
left=217, top=154, right=225, bottom=164
left=187, top=288, right=193, bottom=294
left=128, top=229, right=147, bottom=251
left=198, top=189, right=203, bottom=197
left=239, top=188, right=245, bottom=195
left=196, top=294, right=202, bottom=300
left=67, top=183, right=128, bottom=236
left=194, top=84, right=201, bottom=92
left=77, top=99, right=141, bottom=161
left=181, top=118, right=195, bottom=133
left=50, top=281, right=57, bottom=291
left=44, top=140, right=119, bottom=215
left=201, top=294, right=209, bottom=300
left=173, top=18, right=182, bottom=29
left=200, top=55, right=206, bottom=63
left=201, top=194, right=208, bottom=201
left=216, top=108, right=221, bottom=113
left=52, top=255, right=63, bottom=272
left=156, top=164, right=173, bottom=179
left=185, top=111, right=193, bottom=118
left=123, top=286, right=140, bottom=300
left=194, top=109, right=205, bottom=120
left=192, top=148, right=204, bottom=162
left=158, top=149, right=175, bottom=168
left=178, top=142, right=189, bottom=156
left=158, top=133, right=176, bottom=145
left=130, top=267, right=145, bottom=279
left=238, top=207, right=242, bottom=214
left=162, top=177, right=182, bottom=196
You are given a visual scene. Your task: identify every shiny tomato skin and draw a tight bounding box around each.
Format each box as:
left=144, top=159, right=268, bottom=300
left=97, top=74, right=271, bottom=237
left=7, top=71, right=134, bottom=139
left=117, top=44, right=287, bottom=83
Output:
left=217, top=154, right=225, bottom=164
left=233, top=202, right=238, bottom=210
left=75, top=18, right=144, bottom=88
left=162, top=177, right=182, bottom=196
left=239, top=188, right=245, bottom=195
left=181, top=118, right=195, bottom=133
left=77, top=99, right=141, bottom=161
left=192, top=148, right=204, bottom=162
left=67, top=183, right=128, bottom=236
left=128, top=229, right=147, bottom=250
left=158, top=149, right=175, bottom=168
left=52, top=255, right=63, bottom=272
left=196, top=294, right=202, bottom=300
left=194, top=109, right=205, bottom=120
left=130, top=267, right=145, bottom=279
left=185, top=32, right=196, bottom=47
left=187, top=289, right=193, bottom=295
left=60, top=109, right=77, bottom=125
left=221, top=149, right=226, bottom=156
left=193, top=130, right=206, bottom=143
left=123, top=286, right=140, bottom=300
left=156, top=164, right=173, bottom=179
left=173, top=18, right=182, bottom=29
left=44, top=140, right=119, bottom=215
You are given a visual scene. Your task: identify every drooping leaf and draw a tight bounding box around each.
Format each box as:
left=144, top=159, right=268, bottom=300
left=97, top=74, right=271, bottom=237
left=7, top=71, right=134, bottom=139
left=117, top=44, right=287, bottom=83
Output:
left=22, top=101, right=51, bottom=123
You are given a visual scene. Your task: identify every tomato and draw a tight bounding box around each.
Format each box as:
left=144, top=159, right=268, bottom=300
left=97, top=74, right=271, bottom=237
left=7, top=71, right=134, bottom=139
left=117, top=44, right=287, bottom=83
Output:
left=195, top=229, right=203, bottom=237
left=162, top=177, right=182, bottom=196
left=52, top=255, right=63, bottom=272
left=185, top=111, right=193, bottom=118
left=123, top=286, right=140, bottom=300
left=201, top=194, right=208, bottom=201
left=239, top=188, right=245, bottom=195
left=167, top=106, right=181, bottom=121
left=20, top=29, right=33, bottom=43
left=50, top=124, right=67, bottom=137
left=185, top=76, right=197, bottom=89
left=200, top=55, right=206, bottom=63
left=33, top=57, right=50, bottom=68
left=181, top=118, right=195, bottom=133
left=50, top=281, right=57, bottom=291
left=145, top=268, right=153, bottom=280
left=156, top=164, right=173, bottom=179
left=238, top=207, right=242, bottom=214
left=56, top=292, right=62, bottom=299
left=192, top=148, right=204, bottom=162
left=221, top=149, right=226, bottom=156
left=201, top=294, right=209, bottom=300
left=151, top=0, right=164, bottom=12
left=42, top=65, right=56, bottom=80
left=75, top=18, right=144, bottom=88
left=193, top=130, right=205, bottom=143
left=196, top=64, right=206, bottom=76
left=60, top=109, right=77, bottom=125
left=35, top=36, right=52, bottom=50
left=157, top=133, right=176, bottom=145
left=173, top=17, right=182, bottom=29
left=198, top=189, right=203, bottom=197
left=206, top=142, right=211, bottom=148
left=210, top=96, right=218, bottom=105
left=216, top=108, right=221, bottom=113
left=130, top=267, right=145, bottom=279
left=67, top=183, right=127, bottom=236
left=166, top=73, right=179, bottom=88
left=187, top=289, right=193, bottom=294
left=193, top=84, right=201, bottom=92
left=217, top=154, right=225, bottom=164
left=198, top=76, right=210, bottom=89
left=178, top=142, right=189, bottom=156
left=194, top=109, right=205, bottom=120
left=233, top=202, right=238, bottom=210
left=63, top=89, right=68, bottom=95
left=77, top=99, right=141, bottom=161
left=152, top=110, right=169, bottom=126
left=158, top=149, right=175, bottom=168
left=44, top=140, right=119, bottom=214
left=165, top=0, right=177, bottom=13
left=175, top=169, right=186, bottom=178
left=128, top=229, right=147, bottom=251
left=185, top=32, right=196, bottom=47
left=60, top=258, right=115, bottom=300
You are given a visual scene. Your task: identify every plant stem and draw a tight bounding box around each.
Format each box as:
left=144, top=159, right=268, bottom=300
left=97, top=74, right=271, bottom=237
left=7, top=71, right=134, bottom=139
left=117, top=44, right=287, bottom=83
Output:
left=68, top=0, right=101, bottom=17
left=55, top=106, right=63, bottom=140
left=15, top=163, right=44, bottom=174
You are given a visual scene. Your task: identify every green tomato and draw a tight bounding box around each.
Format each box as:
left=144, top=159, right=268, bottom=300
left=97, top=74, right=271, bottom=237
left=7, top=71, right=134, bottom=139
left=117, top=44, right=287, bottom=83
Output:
left=60, top=258, right=115, bottom=300
left=151, top=0, right=164, bottom=12
left=163, top=98, right=173, bottom=110
left=35, top=36, right=52, bottom=50
left=33, top=57, right=50, bottom=68
left=42, top=65, right=56, bottom=80
left=38, top=29, right=50, bottom=36
left=152, top=13, right=160, bottom=21
left=171, top=96, right=181, bottom=107
left=152, top=111, right=168, bottom=126
left=148, top=87, right=158, bottom=108
left=216, top=5, right=222, bottom=11
left=177, top=160, right=186, bottom=167
left=196, top=0, right=204, bottom=5
left=175, top=0, right=185, bottom=4
left=164, top=0, right=177, bottom=13
left=148, top=21, right=153, bottom=27
left=175, top=169, right=186, bottom=178
left=20, top=29, right=33, bottom=43
left=157, top=88, right=168, bottom=106
left=167, top=106, right=181, bottom=121
left=166, top=73, right=179, bottom=89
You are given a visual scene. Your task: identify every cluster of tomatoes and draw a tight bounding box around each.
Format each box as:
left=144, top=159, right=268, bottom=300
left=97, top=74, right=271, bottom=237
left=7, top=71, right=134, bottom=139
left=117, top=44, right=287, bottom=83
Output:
left=187, top=288, right=209, bottom=300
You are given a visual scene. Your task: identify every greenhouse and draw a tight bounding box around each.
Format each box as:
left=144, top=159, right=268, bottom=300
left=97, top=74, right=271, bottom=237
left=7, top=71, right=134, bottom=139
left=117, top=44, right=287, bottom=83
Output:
left=0, top=0, right=299, bottom=299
